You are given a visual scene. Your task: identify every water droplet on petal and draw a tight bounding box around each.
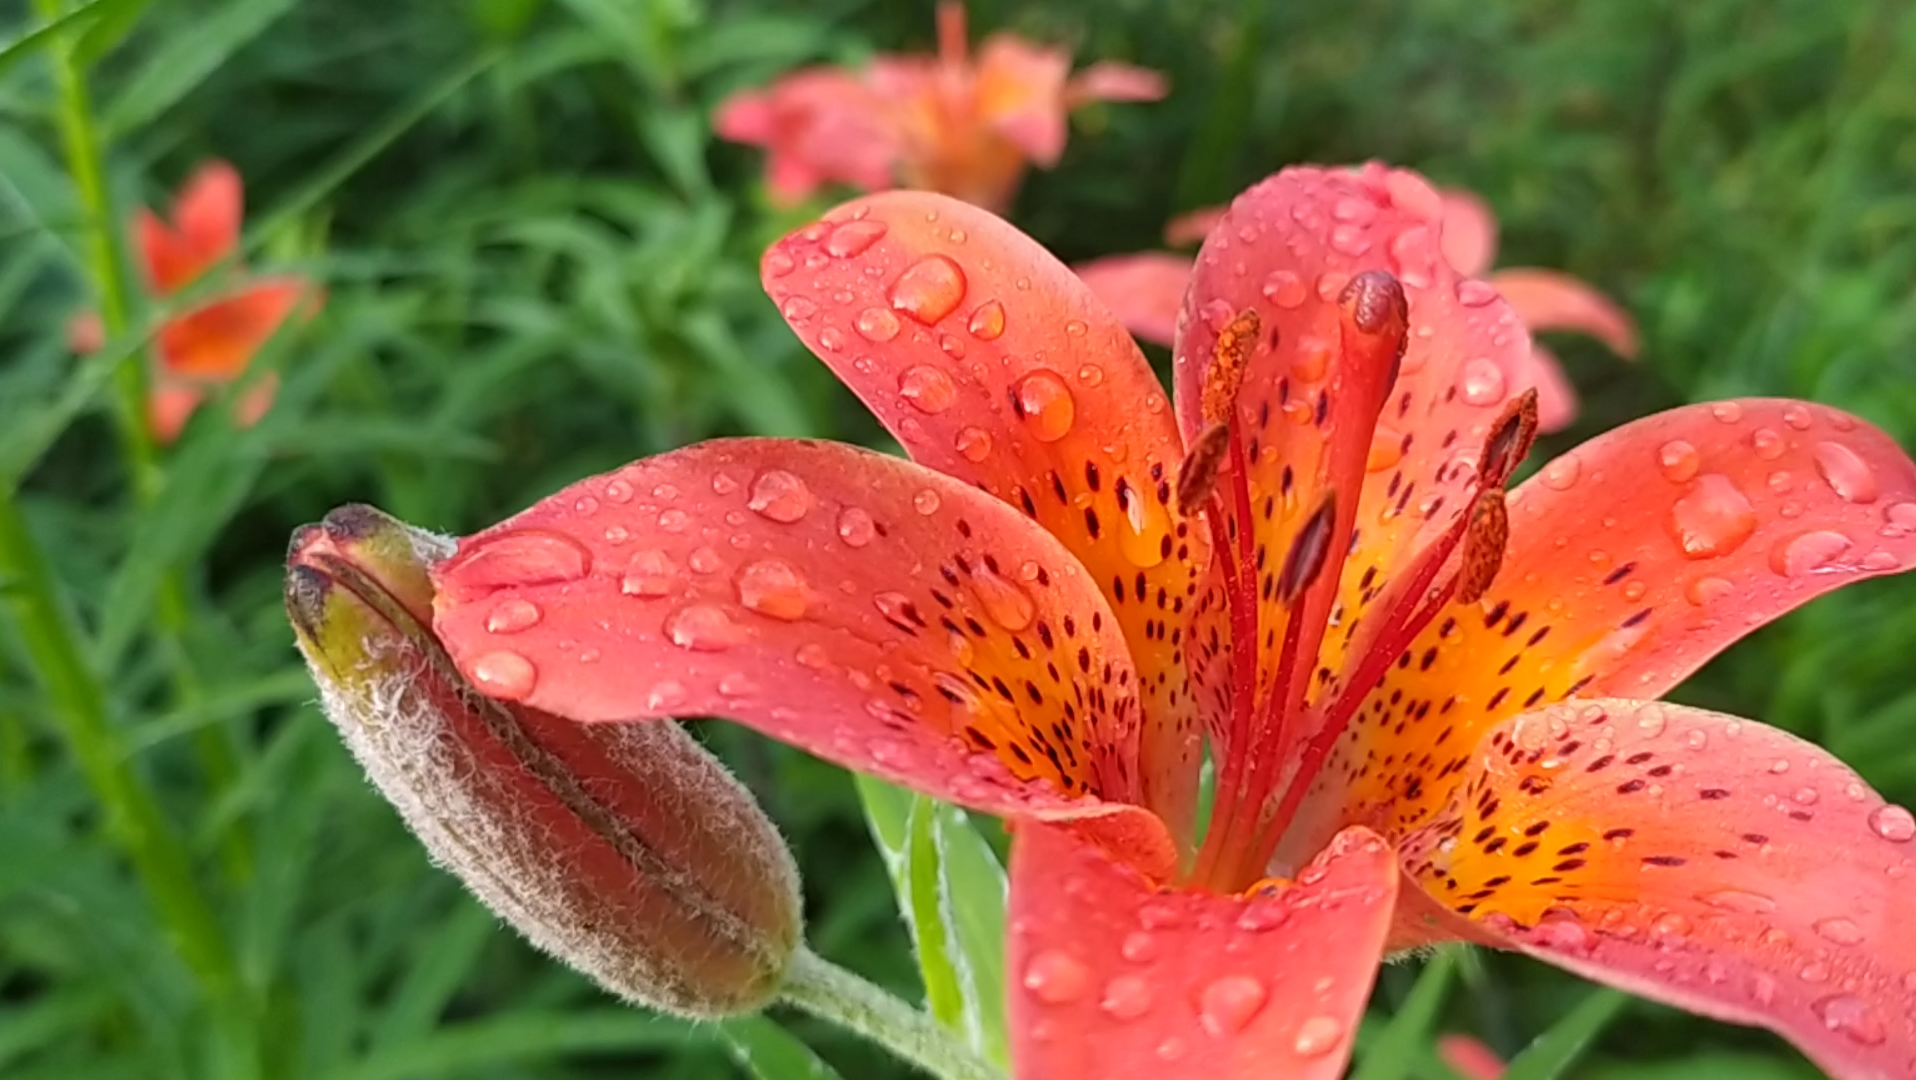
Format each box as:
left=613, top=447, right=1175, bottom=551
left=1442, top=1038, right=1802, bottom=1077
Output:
left=1870, top=804, right=1916, bottom=843
left=1637, top=704, right=1668, bottom=736
left=796, top=642, right=830, bottom=669
left=717, top=672, right=758, bottom=697
left=1329, top=223, right=1370, bottom=256
left=889, top=255, right=967, bottom=324
left=1263, top=271, right=1306, bottom=308
left=967, top=299, right=1006, bottom=340
left=1658, top=440, right=1701, bottom=483
left=689, top=547, right=723, bottom=574
left=737, top=559, right=809, bottom=621
left=974, top=568, right=1036, bottom=631
left=1712, top=401, right=1745, bottom=424
left=748, top=469, right=814, bottom=523
left=913, top=489, right=941, bottom=515
left=1458, top=358, right=1507, bottom=406
left=1813, top=441, right=1879, bottom=504
left=1700, top=889, right=1777, bottom=914
left=1023, top=950, right=1090, bottom=1005
left=1291, top=1014, right=1344, bottom=1057
left=1367, top=428, right=1405, bottom=473
left=486, top=598, right=542, bottom=634
left=1794, top=786, right=1821, bottom=806
left=645, top=679, right=685, bottom=710
left=899, top=365, right=957, bottom=413
left=1456, top=279, right=1500, bottom=307
left=1813, top=994, right=1888, bottom=1046
left=764, top=249, right=796, bottom=278
left=1077, top=363, right=1105, bottom=387
left=1120, top=931, right=1158, bottom=962
left=621, top=549, right=679, bottom=597
left=1198, top=975, right=1267, bottom=1036
left=468, top=650, right=536, bottom=699
left=1387, top=225, right=1437, bottom=288
left=855, top=307, right=901, bottom=342
left=1814, top=917, right=1865, bottom=946
left=1685, top=575, right=1734, bottom=606
left=955, top=426, right=993, bottom=462
left=780, top=296, right=817, bottom=324
left=1782, top=403, right=1813, bottom=430
left=1666, top=474, right=1757, bottom=559
left=1751, top=428, right=1786, bottom=461
left=665, top=603, right=744, bottom=652
left=1100, top=975, right=1153, bottom=1021
left=825, top=219, right=887, bottom=258
left=451, top=530, right=593, bottom=590
left=837, top=507, right=877, bottom=547
left=1015, top=370, right=1076, bottom=442
left=1541, top=455, right=1581, bottom=491
left=1769, top=530, right=1853, bottom=577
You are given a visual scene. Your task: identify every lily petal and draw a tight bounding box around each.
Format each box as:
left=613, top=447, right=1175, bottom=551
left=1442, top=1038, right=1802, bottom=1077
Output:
left=1291, top=398, right=1916, bottom=852
left=1520, top=342, right=1580, bottom=433
left=1073, top=252, right=1190, bottom=348
left=430, top=437, right=1175, bottom=877
left=156, top=277, right=311, bottom=380
left=1489, top=268, right=1639, bottom=359
left=1009, top=821, right=1396, bottom=1080
left=764, top=193, right=1213, bottom=839
left=1437, top=188, right=1498, bottom=280
left=138, top=161, right=243, bottom=293
left=1063, top=61, right=1169, bottom=108
left=714, top=70, right=898, bottom=205
left=1400, top=698, right=1916, bottom=1080
left=975, top=33, right=1074, bottom=166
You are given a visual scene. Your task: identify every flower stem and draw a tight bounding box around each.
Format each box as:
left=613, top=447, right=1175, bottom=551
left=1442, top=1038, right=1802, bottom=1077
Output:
left=778, top=946, right=1004, bottom=1080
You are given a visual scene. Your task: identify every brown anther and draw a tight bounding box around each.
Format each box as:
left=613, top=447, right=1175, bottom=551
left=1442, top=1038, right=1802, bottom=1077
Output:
left=1480, top=388, right=1540, bottom=489
left=1200, top=308, right=1260, bottom=426
left=1175, top=422, right=1232, bottom=516
left=1457, top=488, right=1510, bottom=604
left=1277, top=489, right=1339, bottom=605
left=1337, top=271, right=1411, bottom=387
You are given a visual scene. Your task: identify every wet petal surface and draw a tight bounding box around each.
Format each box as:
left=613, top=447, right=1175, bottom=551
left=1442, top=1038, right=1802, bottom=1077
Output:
left=1287, top=398, right=1916, bottom=851
left=430, top=438, right=1175, bottom=874
left=1400, top=699, right=1916, bottom=1080
left=764, top=192, right=1213, bottom=838
left=1009, top=822, right=1396, bottom=1080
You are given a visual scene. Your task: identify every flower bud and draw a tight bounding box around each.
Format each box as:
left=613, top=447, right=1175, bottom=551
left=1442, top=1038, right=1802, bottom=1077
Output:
left=285, top=504, right=801, bottom=1017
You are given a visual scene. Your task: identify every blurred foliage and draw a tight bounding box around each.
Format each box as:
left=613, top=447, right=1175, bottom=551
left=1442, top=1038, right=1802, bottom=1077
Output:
left=2, top=0, right=1914, bottom=1076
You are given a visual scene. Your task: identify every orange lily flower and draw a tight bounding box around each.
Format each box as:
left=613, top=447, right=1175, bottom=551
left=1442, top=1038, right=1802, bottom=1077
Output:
left=70, top=160, right=316, bottom=442
left=1076, top=188, right=1637, bottom=432
left=715, top=2, right=1165, bottom=212
left=423, top=164, right=1916, bottom=1080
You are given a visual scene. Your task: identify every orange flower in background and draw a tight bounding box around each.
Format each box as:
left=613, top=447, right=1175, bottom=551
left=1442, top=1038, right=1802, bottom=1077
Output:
left=1076, top=188, right=1637, bottom=432
left=1437, top=1034, right=1507, bottom=1080
left=715, top=2, right=1165, bottom=212
left=70, top=160, right=317, bottom=443
left=417, top=164, right=1916, bottom=1079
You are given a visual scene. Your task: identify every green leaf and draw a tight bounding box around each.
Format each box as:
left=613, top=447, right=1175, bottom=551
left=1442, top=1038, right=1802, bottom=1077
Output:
left=71, top=0, right=155, bottom=66
left=1350, top=948, right=1458, bottom=1080
left=102, top=0, right=300, bottom=135
left=719, top=1016, right=844, bottom=1080
left=1499, top=988, right=1631, bottom=1080
left=854, top=776, right=1009, bottom=1065
left=0, top=0, right=110, bottom=78
left=321, top=1010, right=708, bottom=1080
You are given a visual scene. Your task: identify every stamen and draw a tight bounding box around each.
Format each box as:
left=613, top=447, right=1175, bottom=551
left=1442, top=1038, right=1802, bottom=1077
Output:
left=1276, top=490, right=1338, bottom=606
left=1201, top=309, right=1260, bottom=426
left=1176, top=422, right=1232, bottom=516
left=1457, top=488, right=1509, bottom=604
left=1480, top=388, right=1540, bottom=489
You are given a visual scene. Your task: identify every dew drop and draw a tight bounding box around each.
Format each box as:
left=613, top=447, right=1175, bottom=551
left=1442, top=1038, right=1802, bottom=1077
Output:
left=1637, top=704, right=1668, bottom=736
left=817, top=327, right=845, bottom=352
left=1700, top=889, right=1777, bottom=914
left=1120, top=931, right=1158, bottom=962
left=1712, top=401, right=1745, bottom=424
left=1291, top=1014, right=1344, bottom=1057
left=1813, top=994, right=1887, bottom=1046
left=665, top=603, right=744, bottom=652
left=1116, top=484, right=1169, bottom=569
left=1782, top=403, right=1813, bottom=430
left=621, top=549, right=678, bottom=597
left=1198, top=975, right=1268, bottom=1036
left=1458, top=358, right=1507, bottom=406
left=825, top=219, right=887, bottom=258
left=486, top=598, right=542, bottom=634
left=1813, top=441, right=1879, bottom=504
left=748, top=469, right=814, bottom=523
left=1813, top=917, right=1865, bottom=946
left=796, top=642, right=830, bottom=669
left=1666, top=473, right=1758, bottom=559
left=1794, top=786, right=1820, bottom=806
left=955, top=426, right=993, bottom=462
left=1367, top=428, right=1405, bottom=472
left=899, top=365, right=957, bottom=413
left=449, top=530, right=593, bottom=590
left=1076, top=363, right=1105, bottom=387
left=1015, top=370, right=1076, bottom=442
left=1099, top=975, right=1154, bottom=1021
left=913, top=489, right=942, bottom=515
left=736, top=559, right=810, bottom=621
left=1769, top=530, right=1853, bottom=577
left=1751, top=428, right=1786, bottom=461
left=1456, top=279, right=1500, bottom=307
left=657, top=508, right=691, bottom=534
left=1262, top=270, right=1307, bottom=308
left=1023, top=950, right=1091, bottom=1005
left=855, top=306, right=901, bottom=342
left=889, top=254, right=967, bottom=324
left=1329, top=223, right=1371, bottom=256
left=717, top=672, right=758, bottom=697
left=974, top=568, right=1036, bottom=631
left=1869, top=804, right=1916, bottom=843
left=689, top=546, right=723, bottom=574
left=468, top=650, right=536, bottom=699
left=1541, top=455, right=1581, bottom=491
left=967, top=299, right=1007, bottom=340
left=1387, top=225, right=1437, bottom=288
left=764, top=249, right=796, bottom=278
left=780, top=296, right=817, bottom=324
left=1658, top=440, right=1701, bottom=483
left=644, top=679, right=685, bottom=710
left=837, top=507, right=877, bottom=547
left=1314, top=271, right=1350, bottom=303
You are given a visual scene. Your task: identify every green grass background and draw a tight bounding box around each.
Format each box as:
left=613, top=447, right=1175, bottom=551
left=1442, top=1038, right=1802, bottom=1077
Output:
left=3, top=0, right=1916, bottom=1076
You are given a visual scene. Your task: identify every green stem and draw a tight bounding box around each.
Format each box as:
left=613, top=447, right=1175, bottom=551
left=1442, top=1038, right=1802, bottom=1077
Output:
left=32, top=0, right=249, bottom=878
left=778, top=947, right=1003, bottom=1080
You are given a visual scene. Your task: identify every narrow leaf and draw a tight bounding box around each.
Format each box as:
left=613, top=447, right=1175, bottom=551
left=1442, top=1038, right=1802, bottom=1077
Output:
left=1499, top=988, right=1630, bottom=1080
left=1350, top=947, right=1458, bottom=1080
left=719, top=1016, right=845, bottom=1080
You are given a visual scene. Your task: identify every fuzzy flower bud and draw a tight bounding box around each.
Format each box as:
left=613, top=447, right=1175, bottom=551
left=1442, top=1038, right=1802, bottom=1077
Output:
left=285, top=504, right=801, bottom=1017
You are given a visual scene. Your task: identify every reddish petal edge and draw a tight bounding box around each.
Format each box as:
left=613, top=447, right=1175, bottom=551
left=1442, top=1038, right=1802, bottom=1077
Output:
left=1489, top=268, right=1639, bottom=359
left=1009, top=822, right=1397, bottom=1080
left=1072, top=252, right=1192, bottom=348
left=1400, top=698, right=1916, bottom=1080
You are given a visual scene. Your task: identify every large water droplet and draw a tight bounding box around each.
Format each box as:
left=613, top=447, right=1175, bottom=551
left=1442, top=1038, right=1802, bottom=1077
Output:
left=1198, top=975, right=1267, bottom=1036
left=1769, top=530, right=1853, bottom=577
left=1813, top=917, right=1865, bottom=946
left=486, top=598, right=543, bottom=634
left=955, top=426, right=993, bottom=462
left=837, top=507, right=877, bottom=547
left=825, top=219, right=887, bottom=258
left=1658, top=440, right=1701, bottom=483
left=967, top=299, right=1006, bottom=340
left=1813, top=994, right=1888, bottom=1046
left=974, top=568, right=1036, bottom=631
left=855, top=307, right=901, bottom=342
left=1869, top=804, right=1916, bottom=843
left=1099, top=975, right=1153, bottom=1021
left=665, top=603, right=744, bottom=652
left=764, top=249, right=796, bottom=278
left=1458, top=358, right=1507, bottom=406
left=913, top=489, right=941, bottom=515
left=899, top=365, right=957, bottom=413
left=1262, top=270, right=1306, bottom=308
left=621, top=549, right=678, bottom=597
left=1387, top=225, right=1437, bottom=288
left=779, top=296, right=817, bottom=324
left=1291, top=1014, right=1344, bottom=1057
left=451, top=530, right=593, bottom=591
left=1813, top=441, right=1879, bottom=504
left=737, top=559, right=809, bottom=621
left=1116, top=484, right=1169, bottom=569
left=1782, top=403, right=1813, bottom=430
left=1685, top=575, right=1734, bottom=606
left=1023, top=950, right=1090, bottom=1005
left=748, top=469, right=814, bottom=523
left=1666, top=474, right=1757, bottom=559
left=1015, top=370, right=1076, bottom=442
left=468, top=650, right=537, bottom=699
left=889, top=254, right=967, bottom=324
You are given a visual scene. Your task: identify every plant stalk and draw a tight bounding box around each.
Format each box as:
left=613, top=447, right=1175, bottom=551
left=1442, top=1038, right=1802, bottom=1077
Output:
left=778, top=947, right=1004, bottom=1080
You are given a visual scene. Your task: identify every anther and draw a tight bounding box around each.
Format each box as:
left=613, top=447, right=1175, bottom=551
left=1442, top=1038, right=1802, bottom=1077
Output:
left=1480, top=388, right=1540, bottom=489
left=1176, top=422, right=1233, bottom=516
left=1457, top=488, right=1509, bottom=604
left=1201, top=309, right=1260, bottom=426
